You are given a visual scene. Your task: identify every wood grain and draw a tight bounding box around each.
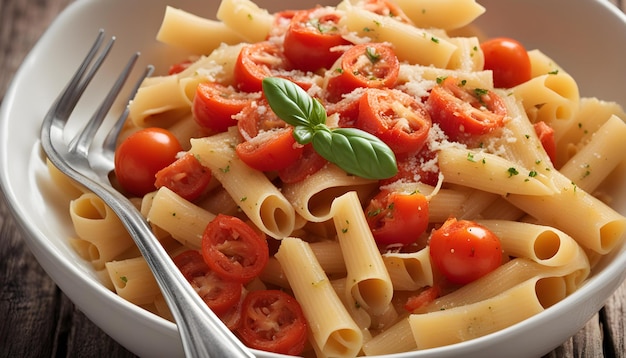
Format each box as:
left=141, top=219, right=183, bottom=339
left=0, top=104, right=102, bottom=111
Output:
left=0, top=0, right=624, bottom=357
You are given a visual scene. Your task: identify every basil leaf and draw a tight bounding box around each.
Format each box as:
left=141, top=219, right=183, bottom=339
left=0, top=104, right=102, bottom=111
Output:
left=262, top=77, right=324, bottom=127
left=293, top=125, right=314, bottom=144
left=312, top=127, right=398, bottom=180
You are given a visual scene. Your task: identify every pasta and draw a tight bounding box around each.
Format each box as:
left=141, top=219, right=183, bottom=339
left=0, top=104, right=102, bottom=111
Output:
left=47, top=0, right=626, bottom=356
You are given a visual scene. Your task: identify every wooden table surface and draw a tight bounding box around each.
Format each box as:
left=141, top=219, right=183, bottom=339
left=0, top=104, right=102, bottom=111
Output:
left=1, top=0, right=625, bottom=357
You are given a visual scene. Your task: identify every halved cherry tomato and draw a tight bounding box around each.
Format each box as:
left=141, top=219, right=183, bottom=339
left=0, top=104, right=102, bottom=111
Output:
left=325, top=91, right=362, bottom=127
left=357, top=88, right=432, bottom=154
left=426, top=76, right=507, bottom=142
left=326, top=43, right=399, bottom=102
left=168, top=59, right=193, bottom=75
left=192, top=82, right=255, bottom=132
left=283, top=8, right=351, bottom=72
left=404, top=285, right=440, bottom=313
left=236, top=290, right=308, bottom=356
left=277, top=144, right=327, bottom=183
left=533, top=121, right=556, bottom=165
left=173, top=250, right=243, bottom=316
left=380, top=148, right=440, bottom=187
left=154, top=153, right=212, bottom=201
left=235, top=100, right=304, bottom=172
left=429, top=218, right=503, bottom=285
left=481, top=37, right=532, bottom=88
left=365, top=189, right=429, bottom=246
left=236, top=127, right=303, bottom=172
left=114, top=127, right=182, bottom=197
left=201, top=214, right=269, bottom=283
left=360, top=0, right=413, bottom=24
left=234, top=41, right=291, bottom=92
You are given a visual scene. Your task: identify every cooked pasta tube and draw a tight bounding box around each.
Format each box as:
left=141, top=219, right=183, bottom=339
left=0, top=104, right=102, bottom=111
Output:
left=512, top=72, right=579, bottom=125
left=105, top=256, right=161, bottom=306
left=128, top=74, right=191, bottom=128
left=331, top=191, right=393, bottom=315
left=69, top=193, right=136, bottom=270
left=275, top=237, right=363, bottom=358
left=382, top=247, right=433, bottom=291
left=216, top=0, right=274, bottom=43
left=392, top=0, right=485, bottom=30
left=189, top=130, right=296, bottom=239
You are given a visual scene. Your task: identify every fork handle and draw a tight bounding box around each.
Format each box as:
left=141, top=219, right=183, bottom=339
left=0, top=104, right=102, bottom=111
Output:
left=92, top=183, right=255, bottom=358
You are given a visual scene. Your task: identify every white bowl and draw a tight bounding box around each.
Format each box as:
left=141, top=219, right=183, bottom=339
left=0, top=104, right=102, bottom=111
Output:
left=1, top=0, right=624, bottom=357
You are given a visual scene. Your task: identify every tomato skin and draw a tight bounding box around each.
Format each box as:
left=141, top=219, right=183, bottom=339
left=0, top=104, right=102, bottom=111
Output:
left=192, top=82, right=254, bottom=132
left=172, top=250, right=243, bottom=316
left=426, top=76, right=507, bottom=142
left=283, top=8, right=351, bottom=72
left=357, top=88, right=432, bottom=154
left=236, top=290, right=308, bottom=356
left=201, top=214, right=269, bottom=284
left=365, top=189, right=429, bottom=246
left=429, top=218, right=503, bottom=285
left=234, top=41, right=290, bottom=92
left=481, top=37, right=532, bottom=88
left=168, top=59, right=192, bottom=75
left=404, top=285, right=440, bottom=313
left=114, top=127, right=182, bottom=197
left=326, top=43, right=399, bottom=102
left=380, top=148, right=440, bottom=187
left=533, top=121, right=556, bottom=165
left=154, top=153, right=212, bottom=201
left=277, top=144, right=327, bottom=183
left=236, top=127, right=303, bottom=172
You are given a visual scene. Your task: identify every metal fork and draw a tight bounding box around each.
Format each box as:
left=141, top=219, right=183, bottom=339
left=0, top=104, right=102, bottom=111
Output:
left=40, top=30, right=255, bottom=358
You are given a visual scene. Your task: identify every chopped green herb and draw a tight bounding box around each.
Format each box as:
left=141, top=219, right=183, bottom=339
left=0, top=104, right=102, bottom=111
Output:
left=507, top=167, right=519, bottom=177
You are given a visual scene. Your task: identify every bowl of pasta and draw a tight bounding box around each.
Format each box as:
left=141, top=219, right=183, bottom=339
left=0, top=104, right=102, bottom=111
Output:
left=1, top=0, right=625, bottom=357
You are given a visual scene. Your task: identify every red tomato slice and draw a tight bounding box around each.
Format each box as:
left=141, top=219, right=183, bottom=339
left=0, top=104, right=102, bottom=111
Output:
left=154, top=153, right=212, bottom=201
left=533, top=121, right=556, bottom=165
left=365, top=189, right=429, bottom=246
left=426, top=76, right=507, bottom=142
left=326, top=91, right=363, bottom=127
left=201, top=214, right=269, bottom=283
left=114, top=127, right=182, bottom=197
left=235, top=99, right=304, bottom=172
left=357, top=88, right=432, bottom=154
left=361, top=0, right=413, bottom=24
left=380, top=148, right=440, bottom=187
left=481, top=37, right=532, bottom=88
left=277, top=143, right=328, bottom=183
left=429, top=218, right=503, bottom=285
left=234, top=41, right=291, bottom=92
left=326, top=43, right=399, bottom=102
left=236, top=127, right=303, bottom=172
left=168, top=59, right=193, bottom=75
left=236, top=290, right=308, bottom=356
left=192, top=82, right=255, bottom=132
left=173, top=250, right=243, bottom=316
left=404, top=285, right=440, bottom=313
left=283, top=8, right=351, bottom=72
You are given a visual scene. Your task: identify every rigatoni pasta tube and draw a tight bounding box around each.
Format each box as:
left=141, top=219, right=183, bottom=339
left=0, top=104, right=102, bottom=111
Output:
left=189, top=130, right=296, bottom=239
left=106, top=257, right=161, bottom=306
left=331, top=191, right=393, bottom=315
left=392, top=0, right=485, bottom=30
left=275, top=237, right=363, bottom=358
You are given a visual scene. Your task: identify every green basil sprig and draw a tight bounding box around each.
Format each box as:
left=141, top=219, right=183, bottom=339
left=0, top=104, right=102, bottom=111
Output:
left=262, top=77, right=397, bottom=180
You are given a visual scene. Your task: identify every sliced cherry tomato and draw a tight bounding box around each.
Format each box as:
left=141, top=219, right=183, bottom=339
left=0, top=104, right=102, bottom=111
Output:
left=192, top=82, right=255, bottom=132
left=268, top=10, right=299, bottom=38
left=533, top=121, right=556, bottom=165
left=236, top=290, right=308, bottom=356
left=236, top=127, right=303, bottom=172
left=235, top=100, right=304, bottom=172
left=154, top=153, right=212, bottom=201
left=168, top=59, right=193, bottom=75
left=404, top=285, right=440, bottom=313
left=326, top=43, right=399, bottom=102
left=429, top=218, right=503, bottom=285
left=325, top=91, right=362, bottom=127
left=234, top=41, right=291, bottom=92
left=365, top=189, right=429, bottom=246
left=277, top=144, right=328, bottom=183
left=357, top=88, right=432, bottom=154
left=283, top=8, right=351, bottom=72
left=360, top=0, right=413, bottom=24
left=201, top=214, right=269, bottom=283
left=173, top=250, right=243, bottom=316
left=426, top=76, right=507, bottom=142
left=481, top=37, right=532, bottom=88
left=114, top=127, right=182, bottom=197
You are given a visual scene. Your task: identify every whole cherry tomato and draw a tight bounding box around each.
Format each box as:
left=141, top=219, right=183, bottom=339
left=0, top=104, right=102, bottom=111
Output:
left=429, top=218, right=503, bottom=285
left=481, top=37, right=532, bottom=88
left=114, top=127, right=182, bottom=197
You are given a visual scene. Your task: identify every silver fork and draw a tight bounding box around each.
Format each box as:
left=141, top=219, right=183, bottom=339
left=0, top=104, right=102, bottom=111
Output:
left=40, top=30, right=255, bottom=358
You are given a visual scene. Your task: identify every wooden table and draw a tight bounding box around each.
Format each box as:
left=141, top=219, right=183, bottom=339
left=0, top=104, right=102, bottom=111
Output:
left=1, top=0, right=625, bottom=356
